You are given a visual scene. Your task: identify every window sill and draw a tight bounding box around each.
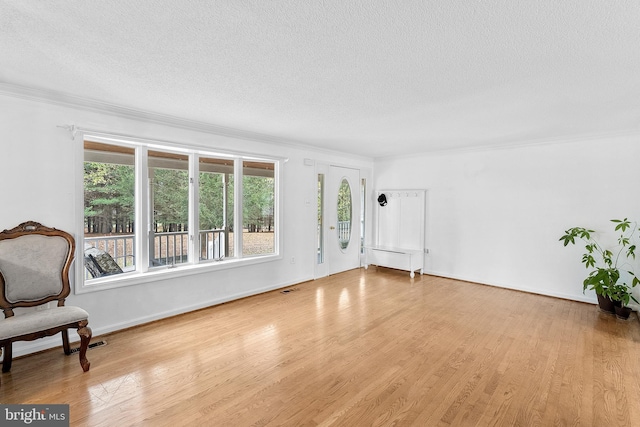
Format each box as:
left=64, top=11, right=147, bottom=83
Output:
left=75, top=253, right=281, bottom=294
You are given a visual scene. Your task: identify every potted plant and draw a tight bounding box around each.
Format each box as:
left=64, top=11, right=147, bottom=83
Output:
left=609, top=282, right=639, bottom=319
left=559, top=218, right=640, bottom=314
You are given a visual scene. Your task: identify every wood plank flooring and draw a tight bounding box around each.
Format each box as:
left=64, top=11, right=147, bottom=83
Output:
left=2, top=268, right=640, bottom=426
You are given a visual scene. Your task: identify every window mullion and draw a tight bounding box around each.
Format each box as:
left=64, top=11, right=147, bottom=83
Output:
left=189, top=154, right=198, bottom=264
left=137, top=146, right=150, bottom=273
left=235, top=158, right=243, bottom=258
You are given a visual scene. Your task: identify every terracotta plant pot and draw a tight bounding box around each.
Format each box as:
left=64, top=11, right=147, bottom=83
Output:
left=596, top=293, right=617, bottom=314
left=614, top=305, right=633, bottom=320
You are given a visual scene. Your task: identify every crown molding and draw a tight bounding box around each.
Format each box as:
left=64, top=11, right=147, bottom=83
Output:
left=9, top=80, right=628, bottom=163
left=375, top=128, right=640, bottom=161
left=0, top=81, right=373, bottom=162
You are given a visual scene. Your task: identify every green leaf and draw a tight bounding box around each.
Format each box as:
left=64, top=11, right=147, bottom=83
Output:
left=582, top=254, right=596, bottom=269
left=579, top=230, right=592, bottom=239
left=559, top=234, right=575, bottom=246
left=613, top=218, right=630, bottom=232
left=627, top=245, right=636, bottom=259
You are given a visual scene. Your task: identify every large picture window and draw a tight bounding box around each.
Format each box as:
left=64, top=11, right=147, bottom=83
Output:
left=81, top=136, right=280, bottom=287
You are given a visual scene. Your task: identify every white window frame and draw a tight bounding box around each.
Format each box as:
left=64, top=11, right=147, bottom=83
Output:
left=75, top=131, right=283, bottom=294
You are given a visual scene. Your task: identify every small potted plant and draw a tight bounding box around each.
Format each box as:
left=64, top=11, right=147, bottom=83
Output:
left=609, top=282, right=639, bottom=319
left=559, top=218, right=640, bottom=314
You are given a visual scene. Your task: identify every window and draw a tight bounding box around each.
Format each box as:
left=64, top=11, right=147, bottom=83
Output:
left=337, top=178, right=352, bottom=250
left=149, top=150, right=190, bottom=267
left=317, top=173, right=324, bottom=264
left=81, top=136, right=280, bottom=288
left=84, top=141, right=135, bottom=278
left=242, top=161, right=275, bottom=256
left=360, top=178, right=366, bottom=254
left=199, top=156, right=234, bottom=260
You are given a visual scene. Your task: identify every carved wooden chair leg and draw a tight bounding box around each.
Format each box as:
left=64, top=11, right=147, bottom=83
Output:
left=62, top=329, right=71, bottom=355
left=2, top=343, right=12, bottom=373
left=77, top=320, right=92, bottom=372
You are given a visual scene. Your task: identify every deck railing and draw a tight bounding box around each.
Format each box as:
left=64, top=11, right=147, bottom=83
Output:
left=338, top=220, right=351, bottom=248
left=84, top=234, right=135, bottom=270
left=84, top=229, right=226, bottom=277
left=199, top=229, right=226, bottom=260
left=152, top=230, right=188, bottom=266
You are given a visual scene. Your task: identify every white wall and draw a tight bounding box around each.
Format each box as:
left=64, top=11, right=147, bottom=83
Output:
left=0, top=93, right=373, bottom=356
left=4, top=88, right=638, bottom=358
left=374, top=135, right=640, bottom=304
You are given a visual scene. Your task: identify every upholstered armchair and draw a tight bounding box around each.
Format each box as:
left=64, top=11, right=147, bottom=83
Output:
left=0, top=221, right=91, bottom=376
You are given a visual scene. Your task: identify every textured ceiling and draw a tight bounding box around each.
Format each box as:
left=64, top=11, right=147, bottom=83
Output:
left=1, top=1, right=639, bottom=158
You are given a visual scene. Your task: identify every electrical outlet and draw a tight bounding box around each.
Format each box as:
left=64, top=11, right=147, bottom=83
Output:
left=290, top=256, right=296, bottom=264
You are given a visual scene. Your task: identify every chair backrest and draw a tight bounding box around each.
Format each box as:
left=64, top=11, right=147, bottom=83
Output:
left=0, top=221, right=75, bottom=317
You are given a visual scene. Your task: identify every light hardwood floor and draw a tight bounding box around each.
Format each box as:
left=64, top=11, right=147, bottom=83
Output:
left=2, top=268, right=640, bottom=426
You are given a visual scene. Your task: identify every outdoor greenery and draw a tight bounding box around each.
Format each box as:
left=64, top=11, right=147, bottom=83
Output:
left=337, top=179, right=353, bottom=249
left=243, top=175, right=274, bottom=232
left=84, top=162, right=274, bottom=235
left=199, top=172, right=233, bottom=231
left=559, top=218, right=640, bottom=306
left=152, top=168, right=189, bottom=232
left=337, top=179, right=352, bottom=224
left=84, top=162, right=135, bottom=234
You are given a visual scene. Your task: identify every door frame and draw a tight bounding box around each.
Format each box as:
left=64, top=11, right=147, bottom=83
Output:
left=314, top=163, right=364, bottom=278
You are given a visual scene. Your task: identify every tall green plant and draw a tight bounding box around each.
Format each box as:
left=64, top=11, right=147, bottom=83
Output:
left=559, top=218, right=640, bottom=304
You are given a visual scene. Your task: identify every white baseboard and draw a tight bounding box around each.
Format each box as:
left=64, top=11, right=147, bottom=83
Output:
left=422, top=269, right=597, bottom=305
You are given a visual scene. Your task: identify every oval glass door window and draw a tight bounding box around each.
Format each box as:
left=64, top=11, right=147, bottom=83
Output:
left=337, top=178, right=352, bottom=251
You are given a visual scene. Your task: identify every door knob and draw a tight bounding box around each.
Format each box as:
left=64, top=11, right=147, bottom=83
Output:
left=330, top=226, right=336, bottom=230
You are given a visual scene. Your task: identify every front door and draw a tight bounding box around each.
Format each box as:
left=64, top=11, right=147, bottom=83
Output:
left=326, top=166, right=361, bottom=275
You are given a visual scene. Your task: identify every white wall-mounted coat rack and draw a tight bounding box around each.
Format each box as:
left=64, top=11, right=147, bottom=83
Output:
left=364, top=189, right=426, bottom=278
